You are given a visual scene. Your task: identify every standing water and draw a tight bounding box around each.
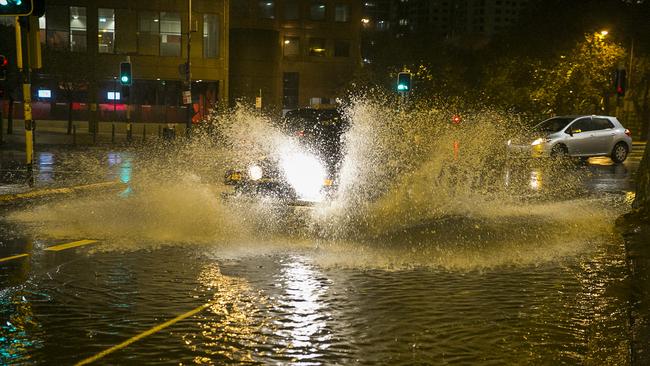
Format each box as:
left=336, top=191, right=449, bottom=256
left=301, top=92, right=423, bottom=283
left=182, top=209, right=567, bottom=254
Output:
left=1, top=96, right=634, bottom=364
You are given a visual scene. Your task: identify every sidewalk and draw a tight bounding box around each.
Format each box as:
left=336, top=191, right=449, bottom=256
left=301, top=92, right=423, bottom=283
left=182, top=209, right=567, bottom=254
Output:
left=0, top=119, right=188, bottom=147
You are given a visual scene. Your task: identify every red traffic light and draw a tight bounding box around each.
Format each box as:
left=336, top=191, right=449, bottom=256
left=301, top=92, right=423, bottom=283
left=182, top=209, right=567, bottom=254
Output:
left=0, top=55, right=7, bottom=67
left=452, top=114, right=462, bottom=124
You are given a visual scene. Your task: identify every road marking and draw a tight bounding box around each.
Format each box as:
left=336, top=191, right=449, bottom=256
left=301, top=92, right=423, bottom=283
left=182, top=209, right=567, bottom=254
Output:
left=0, top=253, right=29, bottom=263
left=44, top=240, right=98, bottom=252
left=75, top=301, right=213, bottom=365
left=0, top=181, right=125, bottom=203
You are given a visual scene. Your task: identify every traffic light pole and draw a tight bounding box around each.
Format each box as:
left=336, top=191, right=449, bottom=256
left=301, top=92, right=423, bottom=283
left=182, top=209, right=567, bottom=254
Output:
left=15, top=16, right=34, bottom=187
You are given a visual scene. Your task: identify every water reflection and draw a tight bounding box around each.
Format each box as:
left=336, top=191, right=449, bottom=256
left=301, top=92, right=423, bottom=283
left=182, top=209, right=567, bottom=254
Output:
left=190, top=264, right=266, bottom=363
left=36, top=153, right=55, bottom=183
left=277, top=257, right=329, bottom=360
left=0, top=292, right=41, bottom=363
left=107, top=152, right=133, bottom=196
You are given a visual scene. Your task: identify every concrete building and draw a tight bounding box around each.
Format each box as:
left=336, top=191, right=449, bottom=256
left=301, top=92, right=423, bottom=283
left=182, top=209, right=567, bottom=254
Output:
left=229, top=0, right=362, bottom=113
left=11, top=0, right=229, bottom=123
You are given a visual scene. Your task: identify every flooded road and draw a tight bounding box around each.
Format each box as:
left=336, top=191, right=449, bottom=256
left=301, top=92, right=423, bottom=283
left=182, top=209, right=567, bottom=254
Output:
left=0, top=103, right=646, bottom=364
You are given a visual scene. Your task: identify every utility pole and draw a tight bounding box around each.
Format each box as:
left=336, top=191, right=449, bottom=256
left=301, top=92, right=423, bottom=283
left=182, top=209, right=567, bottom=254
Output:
left=15, top=16, right=34, bottom=187
left=185, top=0, right=192, bottom=135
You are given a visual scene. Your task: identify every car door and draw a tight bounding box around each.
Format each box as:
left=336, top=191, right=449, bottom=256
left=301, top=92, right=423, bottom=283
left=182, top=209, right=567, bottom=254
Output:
left=564, top=117, right=592, bottom=155
left=588, top=117, right=616, bottom=155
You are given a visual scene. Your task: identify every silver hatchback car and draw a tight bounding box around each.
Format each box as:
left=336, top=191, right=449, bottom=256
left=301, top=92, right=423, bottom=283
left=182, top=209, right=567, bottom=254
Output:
left=509, top=115, right=633, bottom=163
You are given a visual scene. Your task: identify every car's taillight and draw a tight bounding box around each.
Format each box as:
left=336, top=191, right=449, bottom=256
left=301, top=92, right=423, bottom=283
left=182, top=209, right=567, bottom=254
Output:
left=625, top=129, right=632, bottom=137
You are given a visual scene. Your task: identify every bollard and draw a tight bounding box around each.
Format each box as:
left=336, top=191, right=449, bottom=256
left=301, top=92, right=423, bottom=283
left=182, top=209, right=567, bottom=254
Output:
left=111, top=124, right=115, bottom=144
left=72, top=125, right=77, bottom=145
left=142, top=124, right=146, bottom=143
left=126, top=123, right=132, bottom=143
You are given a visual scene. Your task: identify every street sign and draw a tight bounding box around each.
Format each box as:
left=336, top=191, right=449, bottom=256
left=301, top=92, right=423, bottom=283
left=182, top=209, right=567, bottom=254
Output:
left=182, top=90, right=192, bottom=105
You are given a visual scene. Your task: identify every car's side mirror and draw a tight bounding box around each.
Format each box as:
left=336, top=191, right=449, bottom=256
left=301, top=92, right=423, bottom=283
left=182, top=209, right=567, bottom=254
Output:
left=566, top=128, right=573, bottom=137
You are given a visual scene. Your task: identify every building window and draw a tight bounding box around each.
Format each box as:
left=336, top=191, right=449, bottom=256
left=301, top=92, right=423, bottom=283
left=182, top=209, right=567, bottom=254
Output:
left=46, top=6, right=69, bottom=50
left=203, top=14, right=219, bottom=58
left=160, top=12, right=181, bottom=57
left=98, top=8, right=115, bottom=53
left=310, top=1, right=326, bottom=20
left=258, top=1, right=275, bottom=19
left=335, top=4, right=349, bottom=22
left=309, top=38, right=326, bottom=56
left=284, top=36, right=300, bottom=56
left=38, top=15, right=46, bottom=45
left=283, top=72, right=299, bottom=109
left=334, top=39, right=349, bottom=57
left=284, top=0, right=300, bottom=20
left=70, top=6, right=87, bottom=52
left=138, top=11, right=160, bottom=55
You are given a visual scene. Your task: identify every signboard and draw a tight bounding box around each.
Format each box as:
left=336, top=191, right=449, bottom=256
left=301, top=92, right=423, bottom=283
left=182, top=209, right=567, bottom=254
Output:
left=255, top=96, right=262, bottom=109
left=182, top=90, right=192, bottom=105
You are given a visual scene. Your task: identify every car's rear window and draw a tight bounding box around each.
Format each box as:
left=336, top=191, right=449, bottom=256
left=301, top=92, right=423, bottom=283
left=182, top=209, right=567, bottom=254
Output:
left=593, top=118, right=615, bottom=130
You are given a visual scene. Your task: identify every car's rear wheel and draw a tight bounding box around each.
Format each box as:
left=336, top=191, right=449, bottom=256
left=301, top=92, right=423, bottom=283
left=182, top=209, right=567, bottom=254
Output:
left=550, top=144, right=568, bottom=158
left=611, top=142, right=628, bottom=163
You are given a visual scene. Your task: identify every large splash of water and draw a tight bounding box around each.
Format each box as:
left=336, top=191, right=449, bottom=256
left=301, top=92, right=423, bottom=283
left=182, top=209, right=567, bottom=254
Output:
left=7, top=96, right=628, bottom=269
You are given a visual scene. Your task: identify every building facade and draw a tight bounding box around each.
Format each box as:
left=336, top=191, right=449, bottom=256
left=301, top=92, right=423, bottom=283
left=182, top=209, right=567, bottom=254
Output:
left=361, top=0, right=530, bottom=57
left=229, top=0, right=362, bottom=113
left=11, top=0, right=229, bottom=123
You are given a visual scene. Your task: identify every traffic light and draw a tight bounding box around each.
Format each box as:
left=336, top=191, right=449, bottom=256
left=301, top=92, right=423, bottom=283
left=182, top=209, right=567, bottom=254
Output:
left=397, top=72, right=412, bottom=92
left=119, top=62, right=132, bottom=86
left=0, top=54, right=7, bottom=81
left=0, top=0, right=32, bottom=16
left=614, top=69, right=626, bottom=97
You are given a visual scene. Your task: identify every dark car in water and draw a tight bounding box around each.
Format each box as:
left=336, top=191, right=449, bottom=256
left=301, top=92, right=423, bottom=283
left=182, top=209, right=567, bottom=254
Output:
left=224, top=107, right=349, bottom=205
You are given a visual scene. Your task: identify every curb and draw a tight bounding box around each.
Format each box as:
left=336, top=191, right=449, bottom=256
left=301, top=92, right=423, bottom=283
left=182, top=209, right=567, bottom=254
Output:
left=0, top=181, right=126, bottom=204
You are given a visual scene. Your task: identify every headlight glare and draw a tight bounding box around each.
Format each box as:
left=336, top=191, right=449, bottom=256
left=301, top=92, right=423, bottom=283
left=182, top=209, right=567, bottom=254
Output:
left=248, top=165, right=263, bottom=181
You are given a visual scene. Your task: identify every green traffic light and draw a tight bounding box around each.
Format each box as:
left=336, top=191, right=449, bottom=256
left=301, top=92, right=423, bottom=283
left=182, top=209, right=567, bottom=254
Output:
left=121, top=75, right=129, bottom=83
left=397, top=84, right=409, bottom=91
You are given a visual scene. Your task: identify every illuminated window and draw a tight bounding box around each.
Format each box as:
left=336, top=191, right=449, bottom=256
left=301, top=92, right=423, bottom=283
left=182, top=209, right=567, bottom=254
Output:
left=70, top=6, right=87, bottom=52
left=310, top=1, right=326, bottom=20
left=98, top=8, right=115, bottom=53
left=107, top=91, right=121, bottom=100
left=258, top=1, right=275, bottom=19
left=138, top=11, right=160, bottom=55
left=309, top=38, right=326, bottom=56
left=284, top=36, right=300, bottom=56
left=38, top=15, right=46, bottom=45
left=335, top=4, right=349, bottom=22
left=160, top=12, right=181, bottom=57
left=38, top=90, right=52, bottom=98
left=203, top=14, right=219, bottom=58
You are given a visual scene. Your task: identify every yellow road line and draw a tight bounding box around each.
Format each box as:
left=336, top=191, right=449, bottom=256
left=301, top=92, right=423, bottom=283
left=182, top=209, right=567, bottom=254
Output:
left=44, top=240, right=98, bottom=252
left=75, top=301, right=213, bottom=365
left=0, top=181, right=124, bottom=203
left=0, top=253, right=29, bottom=263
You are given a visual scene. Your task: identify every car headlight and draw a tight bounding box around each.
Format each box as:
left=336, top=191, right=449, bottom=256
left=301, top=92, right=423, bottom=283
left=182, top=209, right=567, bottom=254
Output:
left=531, top=138, right=548, bottom=146
left=280, top=152, right=327, bottom=202
left=248, top=165, right=263, bottom=181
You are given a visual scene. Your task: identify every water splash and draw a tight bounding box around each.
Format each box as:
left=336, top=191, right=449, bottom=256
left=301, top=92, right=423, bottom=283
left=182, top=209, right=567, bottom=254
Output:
left=6, top=96, right=629, bottom=269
